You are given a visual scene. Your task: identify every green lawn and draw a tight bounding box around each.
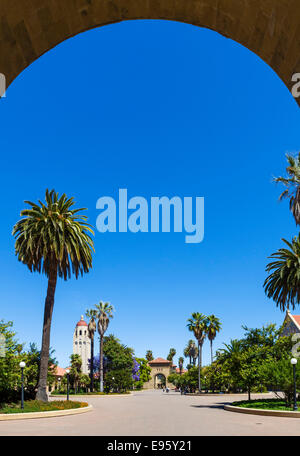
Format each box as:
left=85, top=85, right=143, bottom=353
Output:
left=0, top=400, right=88, bottom=414
left=232, top=399, right=300, bottom=411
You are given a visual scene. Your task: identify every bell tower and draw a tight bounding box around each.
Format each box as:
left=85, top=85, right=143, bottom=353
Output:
left=73, top=315, right=91, bottom=375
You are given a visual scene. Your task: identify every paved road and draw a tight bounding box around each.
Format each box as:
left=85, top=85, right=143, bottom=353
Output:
left=1, top=389, right=300, bottom=436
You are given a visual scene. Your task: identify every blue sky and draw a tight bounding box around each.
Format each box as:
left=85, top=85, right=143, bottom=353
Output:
left=1, top=20, right=299, bottom=367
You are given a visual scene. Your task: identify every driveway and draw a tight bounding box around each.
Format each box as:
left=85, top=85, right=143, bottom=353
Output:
left=0, top=389, right=300, bottom=436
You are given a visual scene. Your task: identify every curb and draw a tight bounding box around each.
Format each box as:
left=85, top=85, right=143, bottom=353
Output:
left=50, top=393, right=132, bottom=398
left=0, top=404, right=93, bottom=421
left=224, top=404, right=300, bottom=418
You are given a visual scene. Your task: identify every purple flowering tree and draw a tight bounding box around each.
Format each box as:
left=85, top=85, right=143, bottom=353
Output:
left=132, top=358, right=140, bottom=382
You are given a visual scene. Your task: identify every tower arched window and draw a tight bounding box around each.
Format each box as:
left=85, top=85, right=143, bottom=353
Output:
left=79, top=330, right=82, bottom=336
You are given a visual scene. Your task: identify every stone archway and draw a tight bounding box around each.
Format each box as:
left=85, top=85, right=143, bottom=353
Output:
left=0, top=0, right=300, bottom=105
left=155, top=373, right=166, bottom=389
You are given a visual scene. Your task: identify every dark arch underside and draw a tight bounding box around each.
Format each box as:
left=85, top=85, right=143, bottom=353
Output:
left=0, top=0, right=299, bottom=105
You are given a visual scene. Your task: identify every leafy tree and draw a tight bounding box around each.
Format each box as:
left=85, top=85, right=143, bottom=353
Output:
left=85, top=308, right=97, bottom=392
left=104, top=369, right=133, bottom=393
left=12, top=189, right=94, bottom=401
left=206, top=315, right=222, bottom=364
left=103, top=334, right=133, bottom=370
left=259, top=356, right=300, bottom=406
left=0, top=321, right=56, bottom=404
left=23, top=343, right=57, bottom=396
left=145, top=350, right=154, bottom=362
left=264, top=235, right=300, bottom=311
left=96, top=301, right=114, bottom=392
left=274, top=152, right=300, bottom=225
left=0, top=320, right=24, bottom=403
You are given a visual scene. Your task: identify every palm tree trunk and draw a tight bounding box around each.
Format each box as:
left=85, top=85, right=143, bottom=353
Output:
left=100, top=334, right=104, bottom=392
left=90, top=337, right=94, bottom=392
left=210, top=339, right=213, bottom=365
left=198, top=341, right=201, bottom=393
left=36, top=262, right=57, bottom=401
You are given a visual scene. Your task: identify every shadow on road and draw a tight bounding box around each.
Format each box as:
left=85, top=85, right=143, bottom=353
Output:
left=190, top=402, right=232, bottom=409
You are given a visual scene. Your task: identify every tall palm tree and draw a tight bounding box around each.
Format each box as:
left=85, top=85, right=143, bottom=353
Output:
left=187, top=313, right=207, bottom=392
left=206, top=315, right=222, bottom=364
left=146, top=350, right=154, bottom=362
left=190, top=342, right=198, bottom=366
left=264, top=235, right=300, bottom=311
left=95, top=301, right=114, bottom=392
left=85, top=308, right=98, bottom=392
left=184, top=340, right=194, bottom=364
left=167, top=348, right=176, bottom=363
left=274, top=152, right=300, bottom=225
left=13, top=189, right=94, bottom=401
left=178, top=357, right=184, bottom=375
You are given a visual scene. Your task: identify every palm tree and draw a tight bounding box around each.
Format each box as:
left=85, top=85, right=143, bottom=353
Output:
left=178, top=357, right=184, bottom=375
left=184, top=340, right=194, bottom=364
left=218, top=339, right=244, bottom=363
left=70, top=353, right=82, bottom=394
left=12, top=189, right=94, bottom=401
left=206, top=315, right=222, bottom=364
left=95, top=301, right=114, bottom=392
left=274, top=152, right=300, bottom=225
left=167, top=348, right=176, bottom=363
left=264, top=235, right=300, bottom=311
left=86, top=308, right=97, bottom=392
left=146, top=350, right=154, bottom=362
left=187, top=313, right=207, bottom=392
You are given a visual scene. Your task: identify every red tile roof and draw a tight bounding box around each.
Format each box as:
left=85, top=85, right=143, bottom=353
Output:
left=292, top=315, right=300, bottom=326
left=148, top=357, right=171, bottom=365
left=51, top=365, right=69, bottom=377
left=176, top=367, right=187, bottom=374
left=76, top=315, right=88, bottom=327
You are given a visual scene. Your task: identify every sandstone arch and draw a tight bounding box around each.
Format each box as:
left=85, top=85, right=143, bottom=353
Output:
left=0, top=0, right=300, bottom=105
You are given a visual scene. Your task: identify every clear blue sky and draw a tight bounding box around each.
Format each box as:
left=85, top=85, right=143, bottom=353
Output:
left=1, top=20, right=299, bottom=367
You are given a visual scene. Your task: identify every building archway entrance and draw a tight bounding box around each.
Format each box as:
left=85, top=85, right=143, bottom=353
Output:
left=0, top=1, right=300, bottom=106
left=155, top=374, right=166, bottom=389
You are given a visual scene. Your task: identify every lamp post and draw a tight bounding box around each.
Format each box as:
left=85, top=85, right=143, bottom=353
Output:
left=291, top=358, right=298, bottom=411
left=66, top=369, right=70, bottom=401
left=19, top=361, right=26, bottom=409
left=57, top=377, right=61, bottom=392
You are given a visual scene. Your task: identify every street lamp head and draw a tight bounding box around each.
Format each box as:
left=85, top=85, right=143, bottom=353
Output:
left=291, top=358, right=298, bottom=365
left=66, top=369, right=70, bottom=374
left=19, top=361, right=26, bottom=368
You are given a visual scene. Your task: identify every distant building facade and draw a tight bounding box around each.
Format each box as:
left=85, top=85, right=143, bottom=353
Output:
left=143, top=357, right=186, bottom=389
left=281, top=310, right=300, bottom=337
left=73, top=315, right=91, bottom=375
